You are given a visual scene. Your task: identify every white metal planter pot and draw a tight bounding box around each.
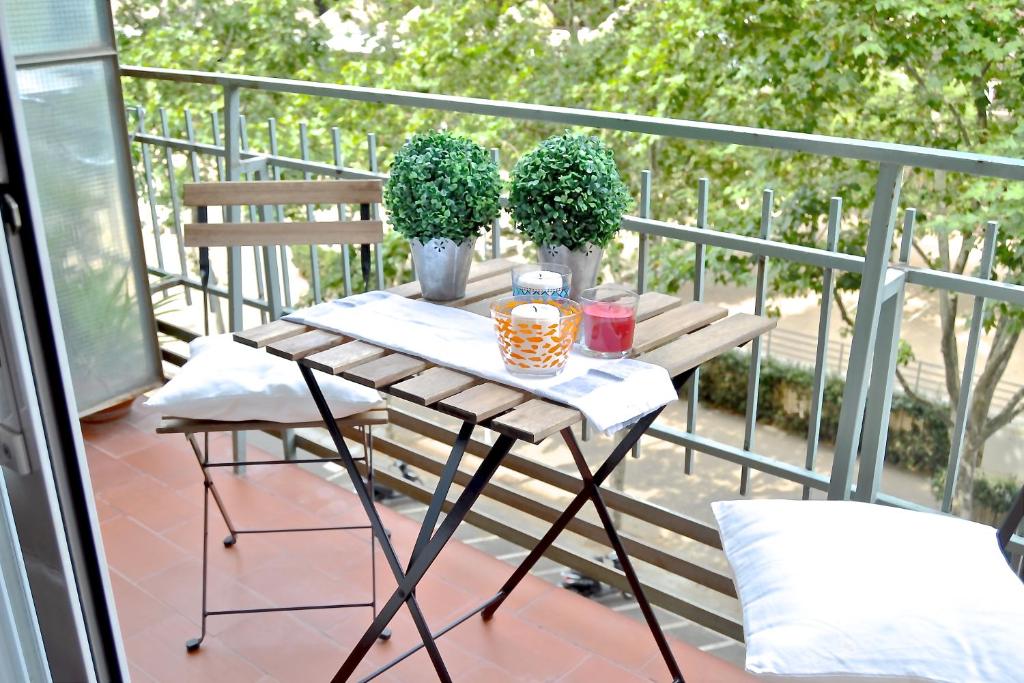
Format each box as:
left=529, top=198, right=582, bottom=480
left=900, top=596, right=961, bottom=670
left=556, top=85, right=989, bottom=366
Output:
left=539, top=242, right=602, bottom=301
left=409, top=236, right=478, bottom=301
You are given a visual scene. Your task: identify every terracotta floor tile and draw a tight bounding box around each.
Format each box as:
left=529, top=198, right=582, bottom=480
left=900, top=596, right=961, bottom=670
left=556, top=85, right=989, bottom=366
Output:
left=640, top=640, right=755, bottom=683
left=518, top=583, right=660, bottom=670
left=447, top=612, right=589, bottom=681
left=137, top=557, right=273, bottom=637
left=87, top=446, right=144, bottom=492
left=124, top=613, right=265, bottom=683
left=559, top=655, right=654, bottom=682
left=128, top=663, right=158, bottom=683
left=82, top=420, right=161, bottom=458
left=101, top=474, right=199, bottom=533
left=216, top=612, right=348, bottom=683
left=109, top=572, right=177, bottom=637
left=100, top=516, right=191, bottom=582
left=120, top=438, right=204, bottom=490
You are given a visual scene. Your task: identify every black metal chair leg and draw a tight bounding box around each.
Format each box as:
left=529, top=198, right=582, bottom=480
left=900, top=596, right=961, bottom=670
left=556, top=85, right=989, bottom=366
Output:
left=186, top=432, right=239, bottom=546
left=186, top=478, right=211, bottom=652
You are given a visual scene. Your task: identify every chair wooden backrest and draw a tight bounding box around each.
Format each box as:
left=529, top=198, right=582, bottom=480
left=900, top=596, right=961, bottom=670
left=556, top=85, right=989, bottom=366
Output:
left=181, top=179, right=384, bottom=247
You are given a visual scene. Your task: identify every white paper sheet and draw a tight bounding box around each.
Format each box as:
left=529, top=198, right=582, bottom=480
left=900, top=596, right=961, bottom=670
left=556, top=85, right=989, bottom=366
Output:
left=284, top=291, right=677, bottom=434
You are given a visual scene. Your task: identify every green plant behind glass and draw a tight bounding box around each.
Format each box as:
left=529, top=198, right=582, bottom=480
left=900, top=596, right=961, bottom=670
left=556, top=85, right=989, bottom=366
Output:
left=509, top=132, right=632, bottom=251
left=383, top=130, right=501, bottom=245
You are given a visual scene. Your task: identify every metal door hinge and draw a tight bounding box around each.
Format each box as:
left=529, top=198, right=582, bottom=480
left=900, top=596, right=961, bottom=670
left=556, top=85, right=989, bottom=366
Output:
left=2, top=193, right=22, bottom=234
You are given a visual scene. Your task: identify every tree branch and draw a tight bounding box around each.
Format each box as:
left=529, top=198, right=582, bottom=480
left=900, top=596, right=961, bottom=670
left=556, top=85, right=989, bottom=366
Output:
left=912, top=237, right=938, bottom=269
left=894, top=366, right=933, bottom=408
left=904, top=63, right=973, bottom=147
left=983, top=384, right=1024, bottom=441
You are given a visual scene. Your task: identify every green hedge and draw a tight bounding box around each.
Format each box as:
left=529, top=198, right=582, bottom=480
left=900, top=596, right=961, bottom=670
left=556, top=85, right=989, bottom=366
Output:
left=698, top=351, right=951, bottom=474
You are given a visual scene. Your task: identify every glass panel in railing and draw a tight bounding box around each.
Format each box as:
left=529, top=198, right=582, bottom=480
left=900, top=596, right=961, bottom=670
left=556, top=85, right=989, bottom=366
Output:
left=16, top=60, right=160, bottom=412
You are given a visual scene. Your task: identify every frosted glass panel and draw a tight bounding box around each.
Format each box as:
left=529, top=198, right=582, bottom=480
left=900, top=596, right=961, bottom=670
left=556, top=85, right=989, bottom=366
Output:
left=17, top=61, right=159, bottom=411
left=6, top=0, right=106, bottom=57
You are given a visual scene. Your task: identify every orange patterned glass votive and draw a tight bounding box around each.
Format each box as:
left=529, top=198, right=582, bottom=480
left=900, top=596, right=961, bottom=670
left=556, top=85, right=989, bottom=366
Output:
left=491, top=296, right=582, bottom=377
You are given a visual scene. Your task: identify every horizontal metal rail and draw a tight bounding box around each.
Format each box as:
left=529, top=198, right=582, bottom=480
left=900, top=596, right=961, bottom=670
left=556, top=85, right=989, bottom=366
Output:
left=121, top=66, right=1024, bottom=180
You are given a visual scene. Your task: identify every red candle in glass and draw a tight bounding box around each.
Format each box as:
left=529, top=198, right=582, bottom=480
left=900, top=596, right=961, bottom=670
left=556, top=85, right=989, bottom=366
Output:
left=583, top=301, right=636, bottom=353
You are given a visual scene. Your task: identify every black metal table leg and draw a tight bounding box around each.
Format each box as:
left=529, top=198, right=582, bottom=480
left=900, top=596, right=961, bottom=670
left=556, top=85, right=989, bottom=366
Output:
left=480, top=405, right=665, bottom=620
left=334, top=432, right=516, bottom=682
left=407, top=421, right=474, bottom=571
left=563, top=429, right=685, bottom=683
left=299, top=365, right=452, bottom=682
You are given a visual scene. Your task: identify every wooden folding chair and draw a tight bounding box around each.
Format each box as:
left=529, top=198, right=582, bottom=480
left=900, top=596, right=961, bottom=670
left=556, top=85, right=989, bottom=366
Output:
left=160, top=178, right=392, bottom=651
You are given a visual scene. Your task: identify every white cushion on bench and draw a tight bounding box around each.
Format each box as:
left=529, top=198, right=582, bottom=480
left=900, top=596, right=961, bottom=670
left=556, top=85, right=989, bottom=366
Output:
left=713, top=499, right=1024, bottom=683
left=145, top=334, right=384, bottom=423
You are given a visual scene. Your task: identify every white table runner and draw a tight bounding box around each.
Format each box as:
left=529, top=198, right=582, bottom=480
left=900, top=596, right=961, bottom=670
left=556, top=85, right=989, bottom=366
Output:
left=285, top=291, right=677, bottom=433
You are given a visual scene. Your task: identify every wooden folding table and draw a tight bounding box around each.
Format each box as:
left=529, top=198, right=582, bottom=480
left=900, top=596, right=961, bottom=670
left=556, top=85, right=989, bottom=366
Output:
left=232, top=260, right=775, bottom=682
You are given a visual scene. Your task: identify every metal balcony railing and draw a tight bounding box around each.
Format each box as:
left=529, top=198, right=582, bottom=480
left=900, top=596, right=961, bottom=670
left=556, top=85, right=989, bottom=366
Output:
left=120, top=65, right=1024, bottom=639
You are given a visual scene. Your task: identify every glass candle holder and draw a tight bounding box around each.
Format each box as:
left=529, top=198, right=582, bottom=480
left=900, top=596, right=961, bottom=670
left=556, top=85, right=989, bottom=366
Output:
left=491, top=296, right=581, bottom=377
left=511, top=263, right=572, bottom=298
left=580, top=284, right=639, bottom=359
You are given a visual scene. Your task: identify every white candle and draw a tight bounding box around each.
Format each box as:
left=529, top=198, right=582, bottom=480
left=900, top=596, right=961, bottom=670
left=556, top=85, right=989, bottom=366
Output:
left=508, top=303, right=560, bottom=374
left=510, top=302, right=559, bottom=325
left=515, top=270, right=564, bottom=295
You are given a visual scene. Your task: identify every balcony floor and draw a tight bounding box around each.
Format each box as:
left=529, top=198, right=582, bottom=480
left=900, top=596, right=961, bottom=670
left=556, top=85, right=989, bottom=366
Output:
left=83, top=401, right=752, bottom=682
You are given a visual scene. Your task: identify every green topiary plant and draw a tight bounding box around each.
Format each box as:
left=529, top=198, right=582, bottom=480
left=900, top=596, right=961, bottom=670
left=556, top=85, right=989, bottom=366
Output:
left=509, top=133, right=632, bottom=251
left=383, top=130, right=501, bottom=245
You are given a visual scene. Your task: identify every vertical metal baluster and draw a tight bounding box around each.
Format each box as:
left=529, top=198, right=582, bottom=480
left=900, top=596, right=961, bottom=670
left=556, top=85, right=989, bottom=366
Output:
left=684, top=178, right=709, bottom=474
left=636, top=170, right=652, bottom=294
left=368, top=133, right=385, bottom=291
left=223, top=86, right=247, bottom=473
left=267, top=118, right=292, bottom=308
left=240, top=115, right=268, bottom=323
left=332, top=126, right=353, bottom=297
left=183, top=109, right=202, bottom=182
left=740, top=189, right=773, bottom=495
left=136, top=107, right=166, bottom=273
left=632, top=170, right=653, bottom=460
left=211, top=110, right=225, bottom=182
left=300, top=123, right=322, bottom=302
left=829, top=163, right=903, bottom=500
left=186, top=109, right=225, bottom=333
left=802, top=197, right=842, bottom=499
left=159, top=108, right=191, bottom=303
left=491, top=148, right=501, bottom=260
left=942, top=221, right=999, bottom=512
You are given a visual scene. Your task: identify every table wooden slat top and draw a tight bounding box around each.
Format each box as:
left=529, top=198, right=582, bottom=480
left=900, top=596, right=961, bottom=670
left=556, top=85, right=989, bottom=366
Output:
left=388, top=367, right=478, bottom=406
left=342, top=353, right=430, bottom=388
left=439, top=383, right=527, bottom=423
left=631, top=301, right=727, bottom=354
left=303, top=340, right=388, bottom=375
left=234, top=319, right=308, bottom=348
left=639, top=312, right=776, bottom=376
left=489, top=399, right=582, bottom=443
left=266, top=328, right=345, bottom=361
left=233, top=260, right=776, bottom=443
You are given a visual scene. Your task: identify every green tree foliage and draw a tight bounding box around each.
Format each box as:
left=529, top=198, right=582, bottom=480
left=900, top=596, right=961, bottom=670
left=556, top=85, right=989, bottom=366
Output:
left=116, top=1, right=1024, bottom=511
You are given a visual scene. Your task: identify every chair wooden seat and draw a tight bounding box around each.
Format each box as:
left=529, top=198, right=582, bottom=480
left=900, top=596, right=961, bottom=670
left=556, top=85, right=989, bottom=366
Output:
left=156, top=409, right=388, bottom=435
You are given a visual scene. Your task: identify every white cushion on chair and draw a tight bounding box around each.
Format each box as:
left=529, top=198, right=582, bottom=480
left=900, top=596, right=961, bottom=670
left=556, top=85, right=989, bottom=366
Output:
left=145, top=334, right=384, bottom=422
left=712, top=499, right=1024, bottom=683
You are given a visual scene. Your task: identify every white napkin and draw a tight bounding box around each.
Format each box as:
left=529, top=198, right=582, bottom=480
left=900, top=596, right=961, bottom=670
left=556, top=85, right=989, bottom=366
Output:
left=284, top=291, right=677, bottom=434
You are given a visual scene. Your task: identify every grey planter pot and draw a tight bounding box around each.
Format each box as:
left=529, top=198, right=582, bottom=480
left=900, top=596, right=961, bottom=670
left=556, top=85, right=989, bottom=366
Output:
left=409, top=237, right=478, bottom=301
left=538, top=243, right=603, bottom=301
